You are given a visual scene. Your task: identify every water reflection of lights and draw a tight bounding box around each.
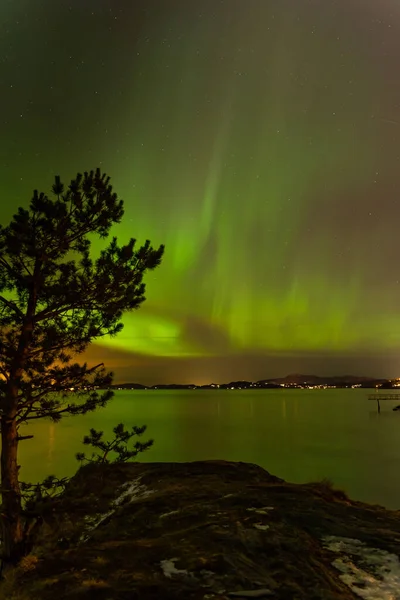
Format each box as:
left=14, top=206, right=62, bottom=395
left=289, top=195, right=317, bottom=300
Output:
left=47, top=423, right=55, bottom=469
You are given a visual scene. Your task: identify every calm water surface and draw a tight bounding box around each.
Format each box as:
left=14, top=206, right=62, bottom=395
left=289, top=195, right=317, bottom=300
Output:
left=18, top=389, right=400, bottom=509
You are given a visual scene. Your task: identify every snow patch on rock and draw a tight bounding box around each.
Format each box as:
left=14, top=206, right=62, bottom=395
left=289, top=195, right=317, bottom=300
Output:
left=247, top=506, right=274, bottom=515
left=159, top=509, right=180, bottom=519
left=323, top=535, right=400, bottom=599
left=160, top=558, right=191, bottom=578
left=253, top=523, right=270, bottom=531
left=79, top=476, right=153, bottom=543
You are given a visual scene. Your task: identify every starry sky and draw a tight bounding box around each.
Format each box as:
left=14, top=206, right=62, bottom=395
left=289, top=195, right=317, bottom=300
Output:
left=2, top=0, right=400, bottom=384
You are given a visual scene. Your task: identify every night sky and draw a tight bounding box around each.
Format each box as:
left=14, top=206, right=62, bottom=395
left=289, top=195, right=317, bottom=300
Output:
left=2, top=0, right=400, bottom=384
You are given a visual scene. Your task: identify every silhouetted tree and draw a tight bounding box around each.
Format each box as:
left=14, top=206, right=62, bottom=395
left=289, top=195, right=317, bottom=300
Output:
left=0, top=169, right=164, bottom=564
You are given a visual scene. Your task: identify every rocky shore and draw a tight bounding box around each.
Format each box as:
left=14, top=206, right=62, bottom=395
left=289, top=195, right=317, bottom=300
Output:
left=2, top=460, right=400, bottom=599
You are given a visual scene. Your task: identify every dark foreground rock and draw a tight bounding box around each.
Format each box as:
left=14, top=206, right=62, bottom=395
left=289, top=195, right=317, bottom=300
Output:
left=2, top=460, right=400, bottom=599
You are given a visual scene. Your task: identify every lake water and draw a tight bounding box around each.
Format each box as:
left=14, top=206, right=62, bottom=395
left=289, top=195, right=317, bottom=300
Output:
left=17, top=388, right=400, bottom=509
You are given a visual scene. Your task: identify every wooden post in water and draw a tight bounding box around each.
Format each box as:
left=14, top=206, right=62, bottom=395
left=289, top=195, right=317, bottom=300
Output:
left=367, top=392, right=400, bottom=412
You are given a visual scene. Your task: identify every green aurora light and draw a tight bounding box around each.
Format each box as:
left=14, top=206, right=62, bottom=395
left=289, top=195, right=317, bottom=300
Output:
left=2, top=0, right=400, bottom=380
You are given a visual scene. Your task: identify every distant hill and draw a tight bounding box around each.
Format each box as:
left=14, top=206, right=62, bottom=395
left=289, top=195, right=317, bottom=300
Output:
left=263, top=374, right=377, bottom=385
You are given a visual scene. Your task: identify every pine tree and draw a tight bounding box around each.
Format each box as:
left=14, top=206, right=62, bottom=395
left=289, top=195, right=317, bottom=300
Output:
left=0, top=169, right=164, bottom=564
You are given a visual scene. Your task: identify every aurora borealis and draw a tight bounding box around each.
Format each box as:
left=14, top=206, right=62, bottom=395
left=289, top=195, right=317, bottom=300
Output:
left=2, top=0, right=400, bottom=383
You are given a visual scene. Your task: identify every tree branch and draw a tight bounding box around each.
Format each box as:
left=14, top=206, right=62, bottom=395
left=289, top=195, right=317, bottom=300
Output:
left=13, top=254, right=33, bottom=278
left=0, top=296, right=24, bottom=319
left=0, top=366, right=10, bottom=382
left=17, top=402, right=88, bottom=423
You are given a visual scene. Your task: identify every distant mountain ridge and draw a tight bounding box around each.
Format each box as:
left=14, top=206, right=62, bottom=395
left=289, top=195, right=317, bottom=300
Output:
left=108, top=374, right=393, bottom=390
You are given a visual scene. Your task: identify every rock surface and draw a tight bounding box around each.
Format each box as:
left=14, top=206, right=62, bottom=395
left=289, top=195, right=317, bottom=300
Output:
left=2, top=460, right=400, bottom=599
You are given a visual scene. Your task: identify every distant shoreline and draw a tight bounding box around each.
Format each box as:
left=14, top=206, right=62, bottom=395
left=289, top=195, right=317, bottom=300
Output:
left=106, top=375, right=398, bottom=391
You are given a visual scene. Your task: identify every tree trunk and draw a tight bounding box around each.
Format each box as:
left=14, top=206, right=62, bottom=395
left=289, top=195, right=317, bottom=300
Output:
left=0, top=407, right=23, bottom=564
left=0, top=277, right=37, bottom=566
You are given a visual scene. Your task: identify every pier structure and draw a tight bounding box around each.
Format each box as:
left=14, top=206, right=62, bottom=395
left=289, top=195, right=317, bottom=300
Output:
left=367, top=393, right=400, bottom=413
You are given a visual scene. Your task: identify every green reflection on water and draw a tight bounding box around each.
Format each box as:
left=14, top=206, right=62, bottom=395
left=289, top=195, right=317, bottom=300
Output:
left=18, top=389, right=400, bottom=509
